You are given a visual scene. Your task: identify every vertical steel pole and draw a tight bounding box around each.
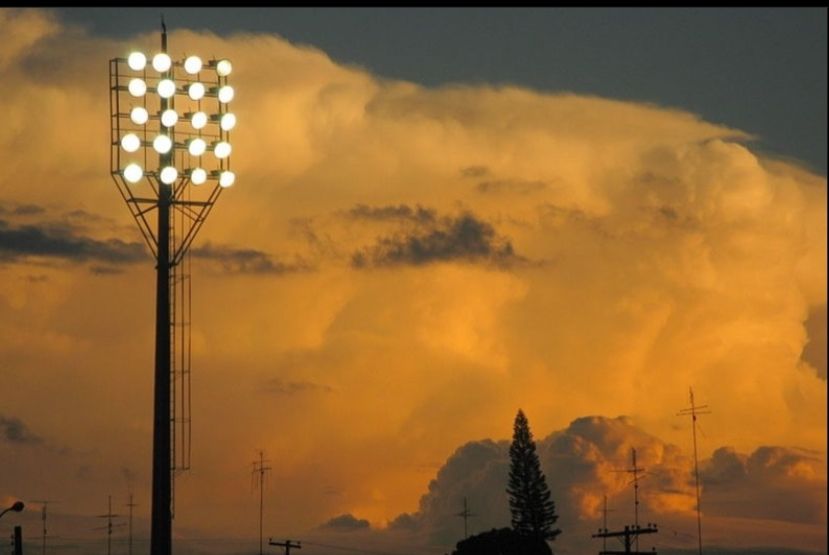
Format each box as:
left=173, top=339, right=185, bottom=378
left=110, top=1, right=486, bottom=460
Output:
left=151, top=20, right=173, bottom=555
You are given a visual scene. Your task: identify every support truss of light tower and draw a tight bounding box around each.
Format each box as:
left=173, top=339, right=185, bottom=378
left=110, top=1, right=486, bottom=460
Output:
left=108, top=24, right=236, bottom=555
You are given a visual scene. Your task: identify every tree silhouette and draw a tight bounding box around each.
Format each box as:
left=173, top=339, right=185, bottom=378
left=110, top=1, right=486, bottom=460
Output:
left=507, top=409, right=561, bottom=542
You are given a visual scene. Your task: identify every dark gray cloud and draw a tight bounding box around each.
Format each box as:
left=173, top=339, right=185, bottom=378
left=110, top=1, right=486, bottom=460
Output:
left=701, top=446, right=826, bottom=524
left=352, top=211, right=520, bottom=268
left=319, top=513, right=371, bottom=531
left=0, top=414, right=43, bottom=445
left=802, top=304, right=827, bottom=380
left=346, top=203, right=437, bottom=224
left=460, top=165, right=491, bottom=179
left=260, top=378, right=334, bottom=396
left=0, top=202, right=46, bottom=217
left=0, top=218, right=146, bottom=265
left=476, top=179, right=548, bottom=195
left=191, top=242, right=313, bottom=275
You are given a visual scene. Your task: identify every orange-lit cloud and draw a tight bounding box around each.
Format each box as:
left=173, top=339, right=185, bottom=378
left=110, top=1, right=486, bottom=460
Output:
left=0, top=8, right=825, bottom=553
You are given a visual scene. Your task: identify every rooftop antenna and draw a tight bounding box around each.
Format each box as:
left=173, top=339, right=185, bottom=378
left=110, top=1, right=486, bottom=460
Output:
left=252, top=450, right=272, bottom=555
left=599, top=493, right=615, bottom=552
left=678, top=387, right=711, bottom=555
left=614, top=448, right=646, bottom=551
left=31, top=500, right=59, bottom=555
left=454, top=496, right=477, bottom=540
left=126, top=493, right=139, bottom=555
left=94, top=495, right=125, bottom=555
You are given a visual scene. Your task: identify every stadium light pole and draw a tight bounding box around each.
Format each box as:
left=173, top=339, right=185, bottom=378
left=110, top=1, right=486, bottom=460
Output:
left=109, top=21, right=236, bottom=555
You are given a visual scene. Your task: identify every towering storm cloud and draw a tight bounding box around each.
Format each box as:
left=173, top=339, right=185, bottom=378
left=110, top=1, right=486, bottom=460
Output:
left=0, top=8, right=824, bottom=552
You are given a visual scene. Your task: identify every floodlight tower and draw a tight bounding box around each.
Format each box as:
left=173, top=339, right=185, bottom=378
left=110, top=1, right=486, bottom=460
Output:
left=109, top=22, right=236, bottom=555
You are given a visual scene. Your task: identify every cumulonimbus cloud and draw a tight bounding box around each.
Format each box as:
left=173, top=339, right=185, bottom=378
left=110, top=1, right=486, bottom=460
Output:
left=0, top=8, right=824, bottom=548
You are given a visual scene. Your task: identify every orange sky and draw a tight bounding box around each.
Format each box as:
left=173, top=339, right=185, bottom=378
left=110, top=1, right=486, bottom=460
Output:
left=0, top=9, right=825, bottom=554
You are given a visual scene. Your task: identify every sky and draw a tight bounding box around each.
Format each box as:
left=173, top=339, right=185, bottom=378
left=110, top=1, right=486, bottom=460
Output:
left=0, top=7, right=826, bottom=555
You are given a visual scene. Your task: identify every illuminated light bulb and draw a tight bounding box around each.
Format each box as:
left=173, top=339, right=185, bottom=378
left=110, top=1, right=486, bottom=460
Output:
left=127, top=52, right=146, bottom=71
left=220, top=113, right=236, bottom=131
left=121, top=133, right=141, bottom=152
left=157, top=79, right=176, bottom=99
left=152, top=53, right=172, bottom=72
left=153, top=135, right=172, bottom=154
left=188, top=82, right=205, bottom=100
left=130, top=106, right=149, bottom=125
left=188, top=138, right=207, bottom=157
left=213, top=141, right=232, bottom=159
left=219, top=171, right=235, bottom=188
left=215, top=59, right=232, bottom=77
left=184, top=55, right=202, bottom=74
left=160, top=166, right=178, bottom=184
left=190, top=168, right=207, bottom=185
left=123, top=163, right=143, bottom=183
left=160, top=109, right=178, bottom=127
left=191, top=111, right=207, bottom=129
left=128, top=78, right=146, bottom=97
left=217, top=85, right=234, bottom=103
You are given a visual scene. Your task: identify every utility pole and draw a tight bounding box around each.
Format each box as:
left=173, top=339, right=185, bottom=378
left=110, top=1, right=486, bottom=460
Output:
left=678, top=387, right=710, bottom=555
left=252, top=451, right=272, bottom=555
left=269, top=539, right=302, bottom=555
left=592, top=523, right=658, bottom=554
left=126, top=493, right=138, bottom=555
left=454, top=497, right=477, bottom=539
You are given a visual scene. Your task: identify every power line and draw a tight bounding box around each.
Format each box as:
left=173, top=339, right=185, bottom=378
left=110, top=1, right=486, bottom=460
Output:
left=677, top=387, right=711, bottom=555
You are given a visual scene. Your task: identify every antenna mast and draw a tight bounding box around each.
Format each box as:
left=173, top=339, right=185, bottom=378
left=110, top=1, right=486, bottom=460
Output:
left=678, top=387, right=711, bottom=555
left=253, top=450, right=272, bottom=555
left=454, top=497, right=477, bottom=540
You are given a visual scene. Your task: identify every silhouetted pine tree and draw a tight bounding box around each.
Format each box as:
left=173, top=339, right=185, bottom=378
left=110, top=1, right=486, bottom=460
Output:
left=507, top=409, right=561, bottom=542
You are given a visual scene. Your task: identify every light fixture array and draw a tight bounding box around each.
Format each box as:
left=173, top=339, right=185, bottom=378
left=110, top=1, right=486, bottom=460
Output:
left=114, top=51, right=236, bottom=188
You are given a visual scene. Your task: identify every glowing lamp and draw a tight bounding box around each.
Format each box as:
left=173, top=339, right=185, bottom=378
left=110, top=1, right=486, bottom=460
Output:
left=215, top=59, right=232, bottom=77
left=213, top=141, right=232, bottom=159
left=190, top=111, right=208, bottom=129
left=217, top=85, right=234, bottom=103
left=127, top=52, right=147, bottom=71
left=121, top=133, right=141, bottom=152
left=128, top=78, right=146, bottom=97
left=184, top=56, right=203, bottom=74
left=219, top=171, right=235, bottom=187
left=188, top=138, right=207, bottom=157
left=160, top=166, right=178, bottom=184
left=188, top=82, right=205, bottom=101
left=157, top=79, right=176, bottom=99
left=153, top=135, right=173, bottom=154
left=123, top=163, right=143, bottom=183
left=130, top=106, right=149, bottom=125
left=219, top=113, right=236, bottom=131
left=190, top=168, right=207, bottom=185
left=160, top=109, right=178, bottom=127
left=152, top=53, right=172, bottom=72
